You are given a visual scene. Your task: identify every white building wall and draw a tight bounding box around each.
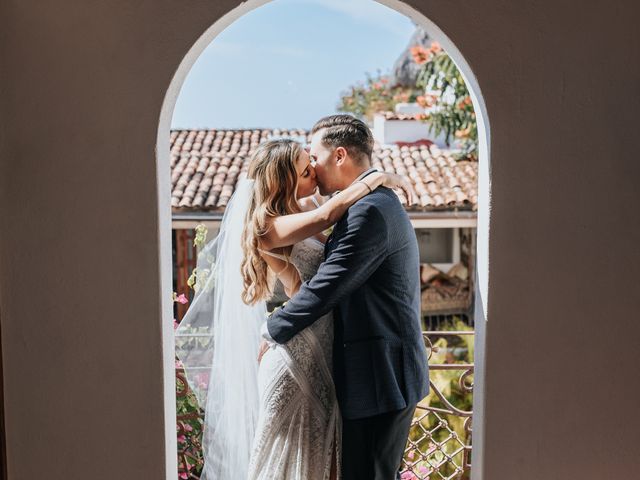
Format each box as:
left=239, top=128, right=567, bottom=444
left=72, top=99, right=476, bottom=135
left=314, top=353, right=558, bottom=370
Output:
left=373, top=114, right=449, bottom=146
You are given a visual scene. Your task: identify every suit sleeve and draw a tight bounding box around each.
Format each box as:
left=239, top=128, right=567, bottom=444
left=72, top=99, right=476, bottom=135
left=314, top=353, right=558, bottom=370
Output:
left=267, top=202, right=388, bottom=344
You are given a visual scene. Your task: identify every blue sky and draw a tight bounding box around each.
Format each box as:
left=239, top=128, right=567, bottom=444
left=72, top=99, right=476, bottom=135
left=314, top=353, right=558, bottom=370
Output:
left=171, top=0, right=416, bottom=129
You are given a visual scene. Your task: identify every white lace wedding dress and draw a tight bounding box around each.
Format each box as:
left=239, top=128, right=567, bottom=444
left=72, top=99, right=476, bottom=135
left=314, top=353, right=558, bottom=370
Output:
left=248, top=237, right=341, bottom=480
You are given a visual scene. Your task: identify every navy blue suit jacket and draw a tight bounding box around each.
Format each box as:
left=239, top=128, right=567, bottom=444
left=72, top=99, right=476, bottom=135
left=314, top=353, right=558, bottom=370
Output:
left=267, top=187, right=429, bottom=420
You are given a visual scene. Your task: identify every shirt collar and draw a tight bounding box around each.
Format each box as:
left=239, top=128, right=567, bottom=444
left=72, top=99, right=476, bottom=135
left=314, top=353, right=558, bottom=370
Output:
left=351, top=167, right=378, bottom=185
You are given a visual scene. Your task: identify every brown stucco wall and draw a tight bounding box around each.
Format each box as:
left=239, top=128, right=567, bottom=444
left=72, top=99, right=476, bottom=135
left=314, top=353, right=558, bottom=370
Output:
left=1, top=1, right=639, bottom=479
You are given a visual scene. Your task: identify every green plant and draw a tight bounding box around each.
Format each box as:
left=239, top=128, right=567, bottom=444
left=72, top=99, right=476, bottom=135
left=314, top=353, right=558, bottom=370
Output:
left=412, top=43, right=478, bottom=160
left=175, top=368, right=205, bottom=479
left=337, top=72, right=422, bottom=122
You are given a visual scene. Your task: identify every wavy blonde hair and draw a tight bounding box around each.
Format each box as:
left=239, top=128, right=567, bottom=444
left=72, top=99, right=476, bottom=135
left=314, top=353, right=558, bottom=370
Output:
left=241, top=139, right=303, bottom=305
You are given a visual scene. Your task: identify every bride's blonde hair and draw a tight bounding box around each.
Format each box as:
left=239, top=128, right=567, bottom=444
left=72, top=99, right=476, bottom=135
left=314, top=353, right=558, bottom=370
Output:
left=241, top=139, right=303, bottom=305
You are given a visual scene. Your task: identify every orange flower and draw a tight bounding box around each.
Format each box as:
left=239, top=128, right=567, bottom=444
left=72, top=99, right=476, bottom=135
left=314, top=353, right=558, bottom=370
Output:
left=411, top=45, right=431, bottom=65
left=457, top=96, right=472, bottom=110
left=455, top=127, right=471, bottom=138
left=430, top=41, right=443, bottom=54
left=417, top=94, right=437, bottom=108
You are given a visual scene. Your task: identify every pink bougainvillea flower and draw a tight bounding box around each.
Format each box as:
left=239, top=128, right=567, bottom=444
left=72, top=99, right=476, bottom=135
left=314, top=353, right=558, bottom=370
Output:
left=176, top=293, right=189, bottom=304
left=430, top=41, right=442, bottom=54
left=426, top=443, right=437, bottom=455
left=183, top=423, right=193, bottom=432
left=419, top=465, right=431, bottom=474
left=401, top=471, right=418, bottom=480
left=177, top=434, right=187, bottom=443
left=178, top=472, right=188, bottom=479
left=194, top=372, right=210, bottom=384
left=407, top=450, right=415, bottom=460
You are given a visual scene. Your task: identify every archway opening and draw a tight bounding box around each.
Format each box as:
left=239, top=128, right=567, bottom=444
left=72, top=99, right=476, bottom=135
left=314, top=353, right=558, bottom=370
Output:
left=157, top=1, right=491, bottom=478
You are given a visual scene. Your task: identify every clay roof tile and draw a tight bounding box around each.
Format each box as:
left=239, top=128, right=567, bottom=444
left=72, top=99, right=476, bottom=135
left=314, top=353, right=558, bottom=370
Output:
left=169, top=129, right=478, bottom=213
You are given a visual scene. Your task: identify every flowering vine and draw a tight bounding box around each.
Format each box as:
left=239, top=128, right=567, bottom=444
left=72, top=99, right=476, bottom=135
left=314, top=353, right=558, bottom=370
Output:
left=411, top=41, right=478, bottom=160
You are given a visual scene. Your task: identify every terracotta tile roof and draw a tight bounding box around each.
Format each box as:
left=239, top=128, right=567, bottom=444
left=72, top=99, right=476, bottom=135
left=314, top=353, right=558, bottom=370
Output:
left=371, top=143, right=477, bottom=210
left=378, top=111, right=423, bottom=121
left=170, top=129, right=477, bottom=212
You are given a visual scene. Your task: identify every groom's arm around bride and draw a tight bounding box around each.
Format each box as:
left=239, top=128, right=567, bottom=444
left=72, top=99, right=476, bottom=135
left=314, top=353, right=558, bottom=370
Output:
left=265, top=186, right=429, bottom=408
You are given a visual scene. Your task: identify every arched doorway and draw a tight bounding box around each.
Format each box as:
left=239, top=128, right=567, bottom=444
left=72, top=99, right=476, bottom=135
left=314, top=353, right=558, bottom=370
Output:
left=157, top=1, right=491, bottom=478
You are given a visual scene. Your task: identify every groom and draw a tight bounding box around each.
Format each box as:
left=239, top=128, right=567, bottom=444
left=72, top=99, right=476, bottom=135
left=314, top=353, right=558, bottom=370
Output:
left=262, top=114, right=429, bottom=480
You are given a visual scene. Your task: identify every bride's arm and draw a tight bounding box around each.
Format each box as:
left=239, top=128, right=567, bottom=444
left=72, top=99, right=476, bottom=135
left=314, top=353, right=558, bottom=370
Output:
left=279, top=264, right=301, bottom=298
left=298, top=193, right=331, bottom=244
left=260, top=171, right=412, bottom=250
left=260, top=252, right=302, bottom=298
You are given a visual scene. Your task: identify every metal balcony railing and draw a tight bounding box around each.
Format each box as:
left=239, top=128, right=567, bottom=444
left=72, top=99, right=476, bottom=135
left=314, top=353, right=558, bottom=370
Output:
left=401, top=330, right=474, bottom=480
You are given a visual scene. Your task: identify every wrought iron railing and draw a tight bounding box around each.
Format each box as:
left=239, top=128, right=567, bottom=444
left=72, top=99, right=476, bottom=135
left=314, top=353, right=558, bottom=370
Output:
left=401, top=330, right=474, bottom=480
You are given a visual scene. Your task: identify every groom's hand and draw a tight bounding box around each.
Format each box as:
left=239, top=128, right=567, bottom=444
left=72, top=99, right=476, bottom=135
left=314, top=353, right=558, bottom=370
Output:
left=257, top=340, right=270, bottom=364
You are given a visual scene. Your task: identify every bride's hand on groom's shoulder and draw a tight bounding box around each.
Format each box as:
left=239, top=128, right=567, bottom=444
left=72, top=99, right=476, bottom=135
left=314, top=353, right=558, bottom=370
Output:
left=381, top=172, right=414, bottom=206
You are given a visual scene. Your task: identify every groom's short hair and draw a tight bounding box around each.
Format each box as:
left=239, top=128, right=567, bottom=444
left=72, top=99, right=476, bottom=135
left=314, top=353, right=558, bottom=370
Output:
left=311, top=114, right=374, bottom=165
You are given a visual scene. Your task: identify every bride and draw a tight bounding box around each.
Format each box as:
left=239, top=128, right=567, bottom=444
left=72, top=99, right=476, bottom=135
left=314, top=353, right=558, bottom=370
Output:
left=175, top=138, right=409, bottom=480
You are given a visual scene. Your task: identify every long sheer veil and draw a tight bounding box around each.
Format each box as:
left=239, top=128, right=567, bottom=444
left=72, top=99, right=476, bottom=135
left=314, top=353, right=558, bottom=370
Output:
left=175, top=178, right=265, bottom=480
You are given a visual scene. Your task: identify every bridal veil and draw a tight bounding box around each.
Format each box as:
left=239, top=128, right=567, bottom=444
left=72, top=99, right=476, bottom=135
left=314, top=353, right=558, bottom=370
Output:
left=175, top=178, right=265, bottom=480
